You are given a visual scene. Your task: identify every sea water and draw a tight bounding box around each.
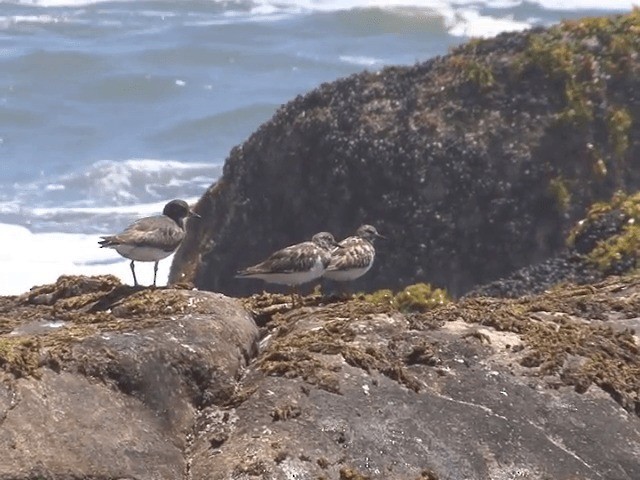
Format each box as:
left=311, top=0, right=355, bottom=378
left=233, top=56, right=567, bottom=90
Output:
left=0, top=0, right=635, bottom=294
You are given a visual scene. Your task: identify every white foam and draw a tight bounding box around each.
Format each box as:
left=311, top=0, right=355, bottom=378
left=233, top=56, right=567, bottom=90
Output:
left=5, top=0, right=635, bottom=43
left=247, top=0, right=637, bottom=16
left=0, top=14, right=64, bottom=25
left=528, top=0, right=637, bottom=10
left=14, top=0, right=636, bottom=13
left=5, top=157, right=218, bottom=218
left=30, top=196, right=199, bottom=217
left=449, top=9, right=532, bottom=38
left=14, top=0, right=131, bottom=6
left=0, top=222, right=175, bottom=295
left=339, top=55, right=384, bottom=66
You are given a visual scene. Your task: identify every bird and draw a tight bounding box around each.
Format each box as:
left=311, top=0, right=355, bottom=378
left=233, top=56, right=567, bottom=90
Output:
left=236, top=231, right=339, bottom=302
left=323, top=224, right=384, bottom=288
left=98, top=199, right=199, bottom=287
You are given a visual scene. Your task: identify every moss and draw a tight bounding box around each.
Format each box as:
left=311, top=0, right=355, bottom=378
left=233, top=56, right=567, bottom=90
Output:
left=514, top=11, right=640, bottom=126
left=339, top=468, right=371, bottom=480
left=466, top=60, right=495, bottom=89
left=567, top=191, right=640, bottom=273
left=446, top=55, right=494, bottom=90
left=363, top=283, right=450, bottom=313
left=606, top=107, right=632, bottom=158
left=548, top=176, right=572, bottom=213
left=254, top=300, right=423, bottom=393
left=557, top=80, right=593, bottom=125
left=361, top=289, right=394, bottom=307
left=421, top=276, right=640, bottom=415
left=393, top=283, right=450, bottom=313
left=0, top=337, right=41, bottom=378
left=587, top=222, right=640, bottom=273
left=592, top=157, right=608, bottom=179
left=0, top=275, right=224, bottom=378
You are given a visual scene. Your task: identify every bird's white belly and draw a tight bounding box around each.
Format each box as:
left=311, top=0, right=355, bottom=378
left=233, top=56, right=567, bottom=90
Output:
left=114, top=245, right=173, bottom=262
left=252, top=256, right=325, bottom=286
left=324, top=264, right=371, bottom=281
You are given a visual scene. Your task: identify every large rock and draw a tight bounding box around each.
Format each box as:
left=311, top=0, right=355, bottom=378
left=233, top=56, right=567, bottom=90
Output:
left=1, top=273, right=639, bottom=479
left=188, top=277, right=640, bottom=479
left=0, top=275, right=259, bottom=479
left=171, top=12, right=640, bottom=297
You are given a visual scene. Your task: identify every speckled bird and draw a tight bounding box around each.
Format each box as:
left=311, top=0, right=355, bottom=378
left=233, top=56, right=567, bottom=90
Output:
left=236, top=232, right=339, bottom=291
left=323, top=224, right=384, bottom=283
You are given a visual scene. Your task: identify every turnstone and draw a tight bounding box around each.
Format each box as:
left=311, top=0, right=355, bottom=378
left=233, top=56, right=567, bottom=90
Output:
left=236, top=231, right=339, bottom=298
left=324, top=224, right=384, bottom=284
left=98, top=199, right=199, bottom=287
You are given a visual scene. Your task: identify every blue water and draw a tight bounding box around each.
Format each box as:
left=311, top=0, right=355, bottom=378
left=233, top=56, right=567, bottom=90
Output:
left=0, top=0, right=635, bottom=235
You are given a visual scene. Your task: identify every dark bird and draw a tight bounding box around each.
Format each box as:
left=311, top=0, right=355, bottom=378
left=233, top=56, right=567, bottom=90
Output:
left=98, top=199, right=199, bottom=287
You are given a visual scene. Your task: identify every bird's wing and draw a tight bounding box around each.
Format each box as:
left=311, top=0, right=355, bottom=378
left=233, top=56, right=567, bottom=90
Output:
left=240, top=242, right=320, bottom=275
left=100, top=216, right=184, bottom=252
left=327, top=238, right=374, bottom=271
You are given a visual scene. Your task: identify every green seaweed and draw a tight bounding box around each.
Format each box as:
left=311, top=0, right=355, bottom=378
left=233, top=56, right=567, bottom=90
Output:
left=548, top=176, right=572, bottom=213
left=606, top=107, right=632, bottom=158
left=0, top=275, right=217, bottom=378
left=515, top=11, right=640, bottom=125
left=567, top=191, right=640, bottom=273
left=364, top=283, right=450, bottom=313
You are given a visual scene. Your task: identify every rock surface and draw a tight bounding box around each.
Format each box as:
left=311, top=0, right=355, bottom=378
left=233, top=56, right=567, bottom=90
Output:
left=171, top=12, right=640, bottom=297
left=2, top=274, right=639, bottom=479
left=187, top=281, right=640, bottom=480
left=0, top=275, right=259, bottom=479
left=470, top=191, right=640, bottom=298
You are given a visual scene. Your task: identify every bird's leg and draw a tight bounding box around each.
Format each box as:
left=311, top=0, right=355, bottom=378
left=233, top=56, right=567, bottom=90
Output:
left=153, top=261, right=159, bottom=287
left=130, top=261, right=139, bottom=287
left=291, top=285, right=298, bottom=307
left=340, top=281, right=350, bottom=300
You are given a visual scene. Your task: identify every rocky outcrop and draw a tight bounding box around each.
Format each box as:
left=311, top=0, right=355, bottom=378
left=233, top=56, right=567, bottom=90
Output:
left=2, top=274, right=639, bottom=479
left=0, top=276, right=259, bottom=479
left=171, top=12, right=640, bottom=297
left=470, top=191, right=640, bottom=297
left=187, top=281, right=640, bottom=479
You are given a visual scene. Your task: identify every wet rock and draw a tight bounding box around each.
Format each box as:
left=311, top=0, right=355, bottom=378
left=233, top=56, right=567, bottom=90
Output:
left=171, top=12, right=640, bottom=297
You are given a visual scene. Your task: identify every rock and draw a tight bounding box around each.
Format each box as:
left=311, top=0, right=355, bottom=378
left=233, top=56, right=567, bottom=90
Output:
left=186, top=276, right=640, bottom=480
left=0, top=275, right=259, bottom=479
left=470, top=191, right=640, bottom=298
left=171, top=12, right=640, bottom=297
left=2, top=271, right=640, bottom=479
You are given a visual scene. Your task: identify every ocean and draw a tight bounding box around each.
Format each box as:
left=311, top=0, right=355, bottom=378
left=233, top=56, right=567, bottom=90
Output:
left=0, top=0, right=635, bottom=294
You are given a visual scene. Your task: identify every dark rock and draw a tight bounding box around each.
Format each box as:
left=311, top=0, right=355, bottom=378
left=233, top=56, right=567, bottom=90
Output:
left=171, top=12, right=640, bottom=297
left=469, top=191, right=640, bottom=298
left=467, top=252, right=599, bottom=298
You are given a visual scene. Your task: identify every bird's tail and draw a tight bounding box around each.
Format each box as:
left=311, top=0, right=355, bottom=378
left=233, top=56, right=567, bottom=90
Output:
left=98, top=236, right=118, bottom=248
left=235, top=267, right=260, bottom=278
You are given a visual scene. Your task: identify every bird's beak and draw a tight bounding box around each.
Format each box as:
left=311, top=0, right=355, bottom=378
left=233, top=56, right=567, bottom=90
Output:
left=376, top=232, right=386, bottom=240
left=189, top=210, right=201, bottom=219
